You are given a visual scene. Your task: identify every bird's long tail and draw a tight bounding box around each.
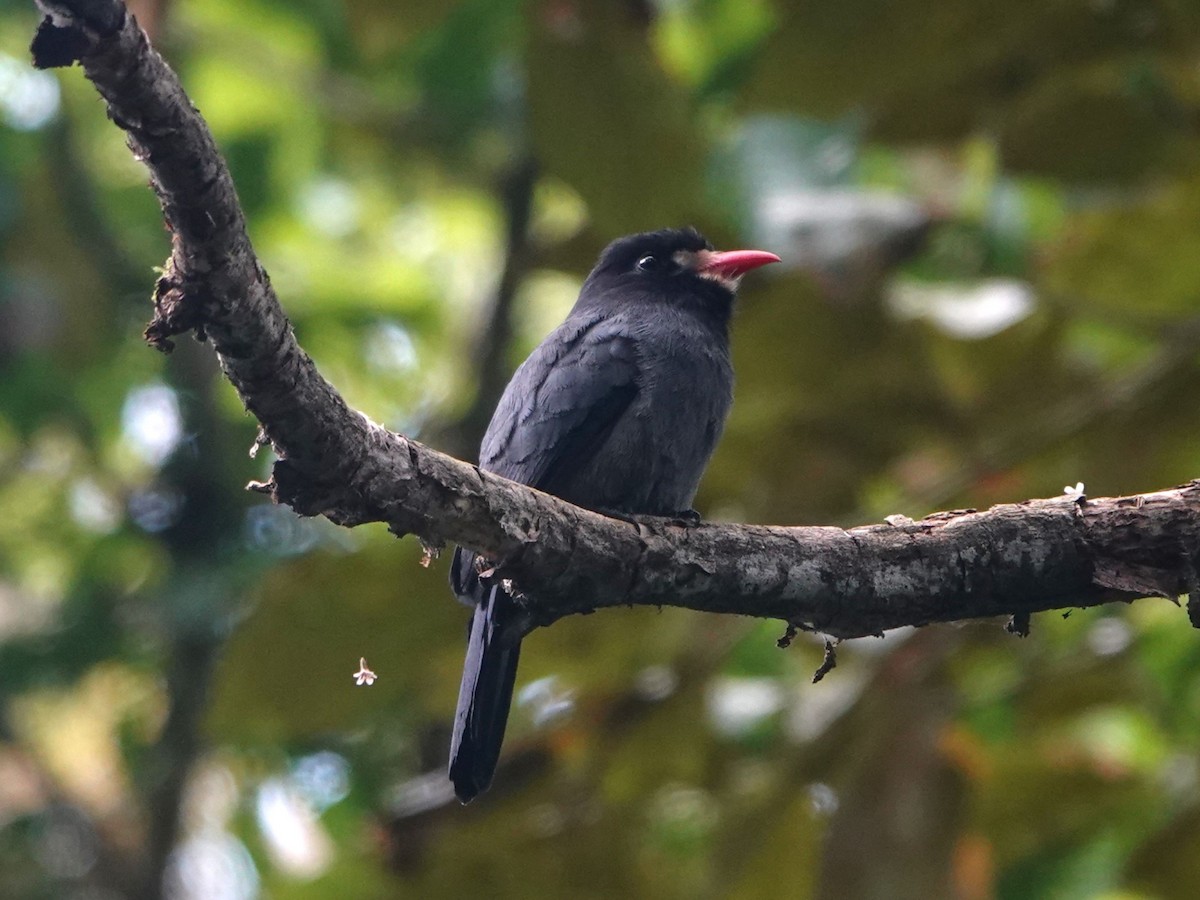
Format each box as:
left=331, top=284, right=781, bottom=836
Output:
left=449, top=582, right=523, bottom=803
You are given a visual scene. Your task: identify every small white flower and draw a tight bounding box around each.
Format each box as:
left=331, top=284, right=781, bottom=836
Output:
left=353, top=658, right=377, bottom=686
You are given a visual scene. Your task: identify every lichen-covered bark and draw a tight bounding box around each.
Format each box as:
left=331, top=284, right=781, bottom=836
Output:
left=30, top=0, right=1200, bottom=639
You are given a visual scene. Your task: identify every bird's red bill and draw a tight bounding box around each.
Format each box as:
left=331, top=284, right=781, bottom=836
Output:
left=697, top=249, right=781, bottom=280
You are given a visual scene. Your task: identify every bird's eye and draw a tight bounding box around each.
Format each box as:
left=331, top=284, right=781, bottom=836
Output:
left=636, top=255, right=660, bottom=272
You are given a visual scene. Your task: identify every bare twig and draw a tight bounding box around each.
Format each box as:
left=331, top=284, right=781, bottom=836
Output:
left=440, top=155, right=539, bottom=458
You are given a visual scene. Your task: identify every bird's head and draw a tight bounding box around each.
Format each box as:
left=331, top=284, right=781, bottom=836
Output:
left=579, top=227, right=780, bottom=319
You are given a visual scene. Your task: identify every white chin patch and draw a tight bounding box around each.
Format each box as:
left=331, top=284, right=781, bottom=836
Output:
left=681, top=249, right=739, bottom=292
left=697, top=270, right=741, bottom=292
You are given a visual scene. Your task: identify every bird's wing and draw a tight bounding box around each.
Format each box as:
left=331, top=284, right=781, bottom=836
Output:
left=479, top=313, right=639, bottom=495
left=448, top=316, right=640, bottom=799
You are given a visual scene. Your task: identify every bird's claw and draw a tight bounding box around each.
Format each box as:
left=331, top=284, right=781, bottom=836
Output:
left=669, top=508, right=702, bottom=527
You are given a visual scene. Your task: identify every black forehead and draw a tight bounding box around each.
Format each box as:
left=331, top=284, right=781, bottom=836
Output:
left=596, top=227, right=713, bottom=269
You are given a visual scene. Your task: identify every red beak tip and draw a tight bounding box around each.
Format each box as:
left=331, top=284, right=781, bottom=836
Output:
left=701, top=248, right=782, bottom=278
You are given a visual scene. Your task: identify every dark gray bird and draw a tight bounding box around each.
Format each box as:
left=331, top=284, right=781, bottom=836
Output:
left=449, top=227, right=779, bottom=802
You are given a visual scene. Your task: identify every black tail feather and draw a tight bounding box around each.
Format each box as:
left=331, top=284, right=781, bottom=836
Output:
left=449, top=582, right=523, bottom=803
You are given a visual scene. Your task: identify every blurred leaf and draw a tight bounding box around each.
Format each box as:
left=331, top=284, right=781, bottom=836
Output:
left=526, top=2, right=709, bottom=235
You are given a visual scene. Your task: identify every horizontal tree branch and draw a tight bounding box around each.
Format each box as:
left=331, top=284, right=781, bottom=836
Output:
left=31, top=0, right=1200, bottom=640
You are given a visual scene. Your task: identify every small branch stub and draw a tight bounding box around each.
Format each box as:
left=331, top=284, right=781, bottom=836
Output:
left=812, top=640, right=839, bottom=684
left=777, top=622, right=799, bottom=649
left=1006, top=612, right=1032, bottom=638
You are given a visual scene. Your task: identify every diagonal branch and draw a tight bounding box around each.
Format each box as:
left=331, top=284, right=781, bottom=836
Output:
left=29, top=1, right=1200, bottom=641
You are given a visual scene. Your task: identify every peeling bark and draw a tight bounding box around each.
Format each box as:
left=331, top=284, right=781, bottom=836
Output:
left=29, top=0, right=1200, bottom=639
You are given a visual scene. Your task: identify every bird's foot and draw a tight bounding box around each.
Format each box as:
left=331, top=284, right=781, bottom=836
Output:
left=669, top=508, right=702, bottom=527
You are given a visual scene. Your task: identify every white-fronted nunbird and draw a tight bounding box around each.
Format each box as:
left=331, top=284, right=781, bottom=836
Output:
left=449, top=227, right=780, bottom=802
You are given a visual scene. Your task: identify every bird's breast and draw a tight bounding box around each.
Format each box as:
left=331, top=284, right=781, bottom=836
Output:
left=564, top=317, right=732, bottom=515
